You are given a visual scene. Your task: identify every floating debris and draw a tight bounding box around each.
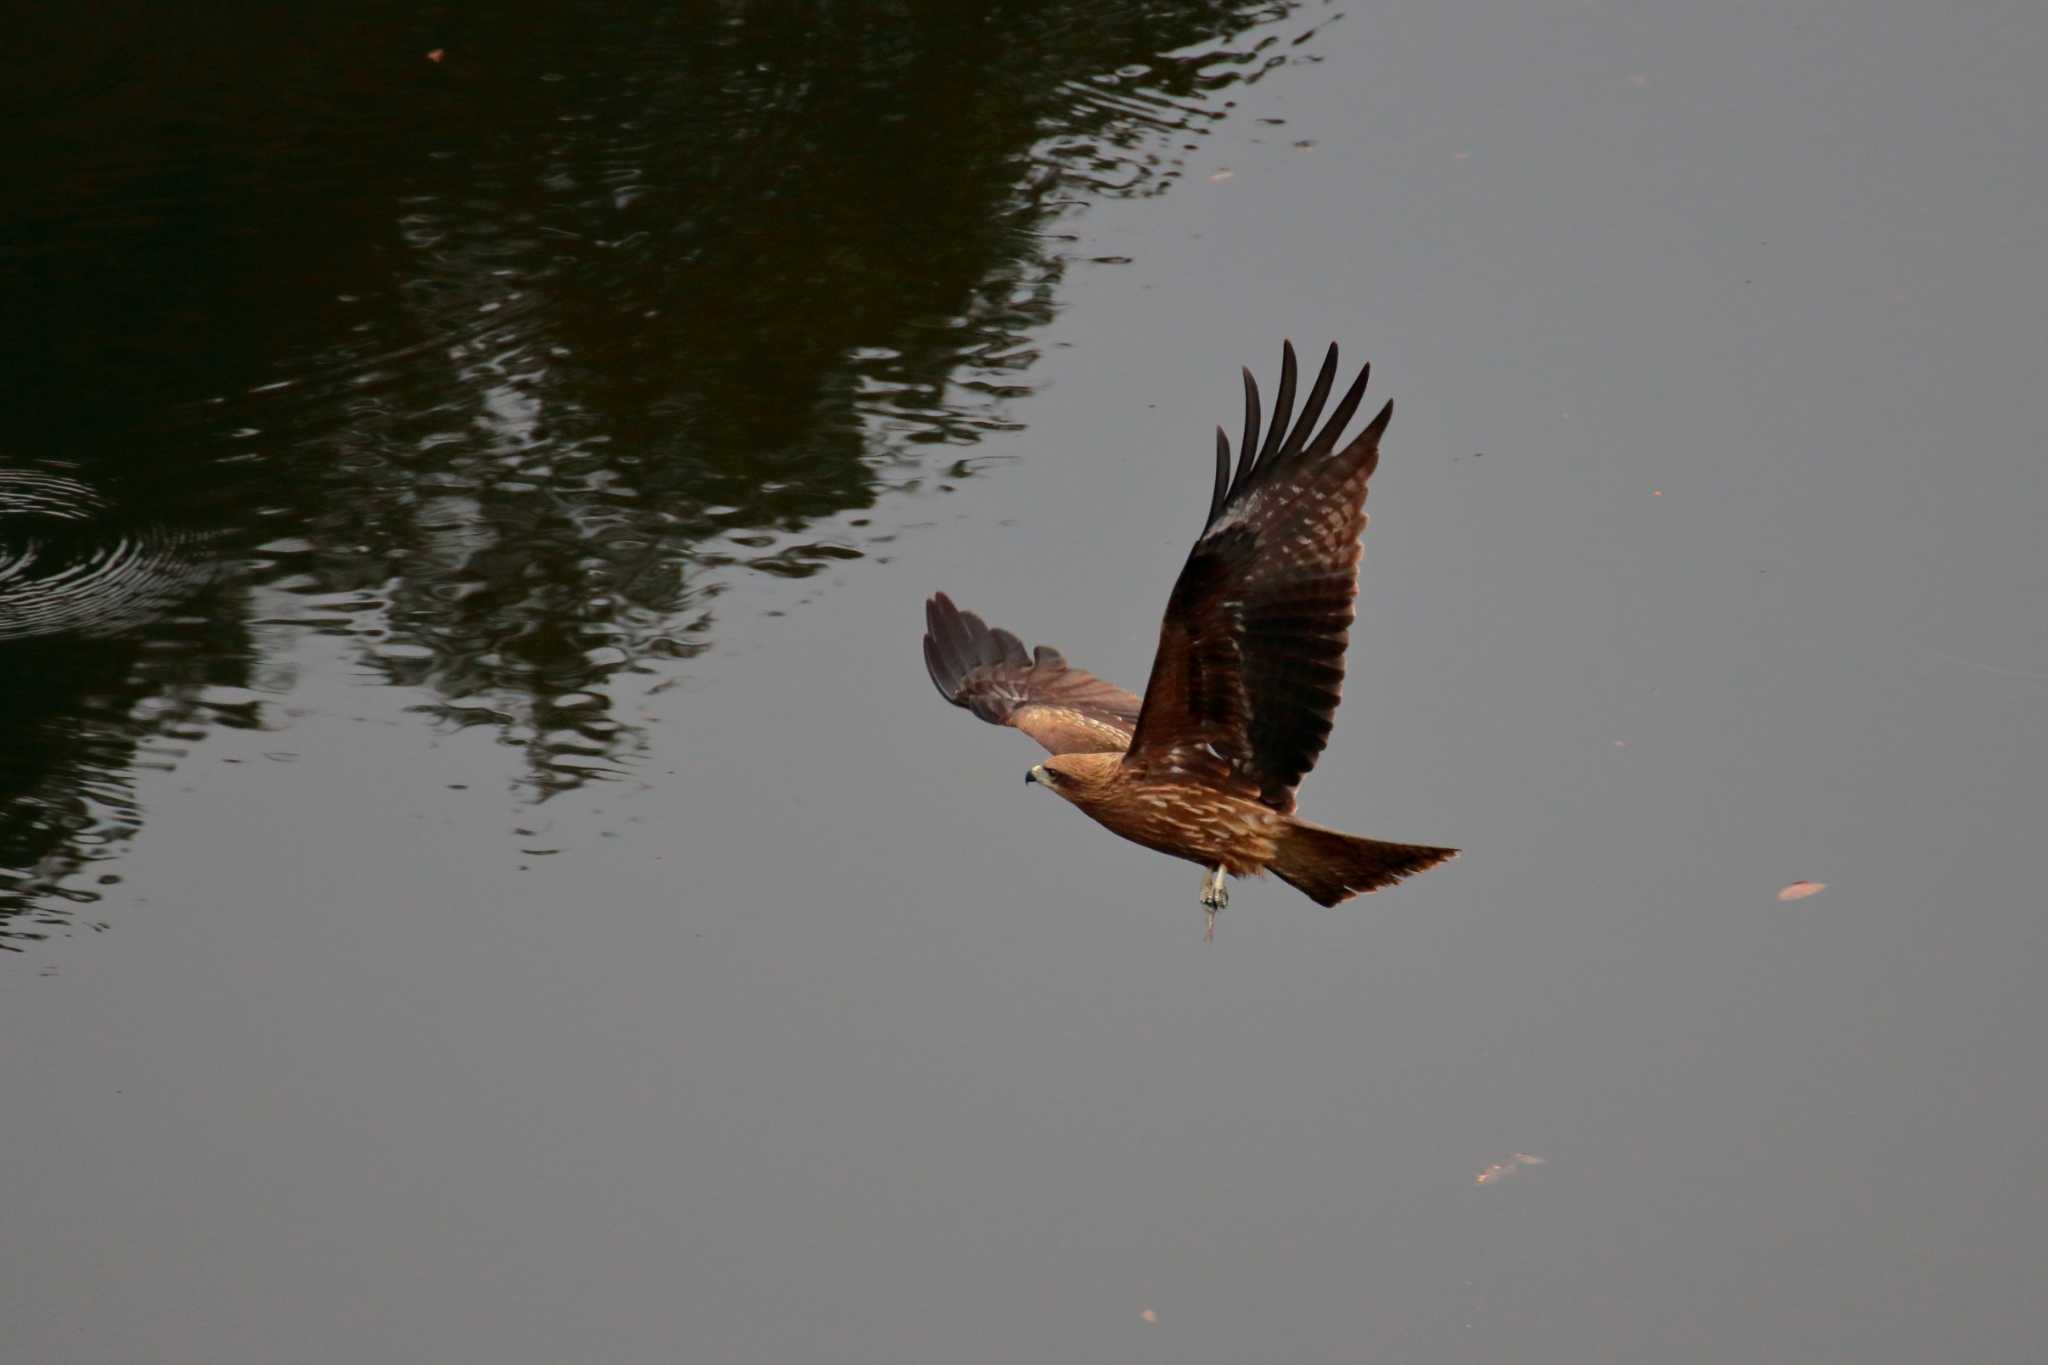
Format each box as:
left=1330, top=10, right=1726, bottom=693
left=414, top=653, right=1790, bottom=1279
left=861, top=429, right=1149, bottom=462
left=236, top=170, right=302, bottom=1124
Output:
left=1777, top=880, right=1826, bottom=902
left=1475, top=1153, right=1546, bottom=1185
left=1208, top=169, right=1234, bottom=182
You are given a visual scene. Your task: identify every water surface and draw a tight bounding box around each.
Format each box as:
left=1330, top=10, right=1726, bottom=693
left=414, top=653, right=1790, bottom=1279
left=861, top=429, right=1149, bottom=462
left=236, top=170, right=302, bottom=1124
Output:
left=4, top=3, right=2044, bottom=1362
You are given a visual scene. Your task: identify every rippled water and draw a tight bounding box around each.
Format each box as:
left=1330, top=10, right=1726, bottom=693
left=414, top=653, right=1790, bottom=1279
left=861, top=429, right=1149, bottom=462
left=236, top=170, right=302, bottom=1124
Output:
left=0, top=469, right=212, bottom=641
left=1, top=0, right=1324, bottom=933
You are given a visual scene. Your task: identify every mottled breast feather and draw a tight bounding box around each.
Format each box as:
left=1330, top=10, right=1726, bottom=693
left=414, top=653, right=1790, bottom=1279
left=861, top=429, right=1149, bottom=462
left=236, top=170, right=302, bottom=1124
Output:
left=1126, top=341, right=1391, bottom=811
left=923, top=592, right=1140, bottom=755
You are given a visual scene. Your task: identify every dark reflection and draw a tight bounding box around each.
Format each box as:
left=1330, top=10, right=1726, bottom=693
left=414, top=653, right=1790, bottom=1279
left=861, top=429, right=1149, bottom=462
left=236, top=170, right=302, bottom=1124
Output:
left=0, top=0, right=1330, bottom=939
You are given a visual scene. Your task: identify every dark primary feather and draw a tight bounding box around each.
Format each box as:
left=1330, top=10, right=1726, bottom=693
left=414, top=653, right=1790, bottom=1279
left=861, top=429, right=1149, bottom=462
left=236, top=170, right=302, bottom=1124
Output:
left=923, top=593, right=1141, bottom=755
left=1128, top=341, right=1392, bottom=811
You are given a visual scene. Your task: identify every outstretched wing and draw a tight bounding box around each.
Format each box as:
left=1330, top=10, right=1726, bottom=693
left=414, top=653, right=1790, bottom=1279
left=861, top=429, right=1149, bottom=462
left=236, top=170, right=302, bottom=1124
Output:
left=1126, top=341, right=1392, bottom=812
left=924, top=592, right=1140, bottom=755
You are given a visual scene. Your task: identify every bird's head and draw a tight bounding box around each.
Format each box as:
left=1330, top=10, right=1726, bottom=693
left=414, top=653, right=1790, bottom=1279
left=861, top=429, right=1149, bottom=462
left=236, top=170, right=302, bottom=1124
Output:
left=1026, top=752, right=1120, bottom=804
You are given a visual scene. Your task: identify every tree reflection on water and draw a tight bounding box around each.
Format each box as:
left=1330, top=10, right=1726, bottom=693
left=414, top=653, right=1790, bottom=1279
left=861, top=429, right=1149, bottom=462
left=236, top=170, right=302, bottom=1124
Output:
left=0, top=0, right=1332, bottom=940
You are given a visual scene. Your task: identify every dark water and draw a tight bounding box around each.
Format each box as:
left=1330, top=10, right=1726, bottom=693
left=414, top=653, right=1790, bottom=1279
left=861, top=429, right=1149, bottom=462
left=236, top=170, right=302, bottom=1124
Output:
left=3, top=0, right=1307, bottom=921
left=5, top=3, right=2045, bottom=1362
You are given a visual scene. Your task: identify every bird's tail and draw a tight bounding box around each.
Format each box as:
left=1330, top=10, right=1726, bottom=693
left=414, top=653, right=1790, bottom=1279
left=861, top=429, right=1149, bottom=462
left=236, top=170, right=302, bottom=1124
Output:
left=1269, top=820, right=1458, bottom=907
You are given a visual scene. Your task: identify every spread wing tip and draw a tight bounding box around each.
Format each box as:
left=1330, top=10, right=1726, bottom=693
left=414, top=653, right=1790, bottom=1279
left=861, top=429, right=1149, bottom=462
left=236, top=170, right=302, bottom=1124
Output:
left=920, top=592, right=1143, bottom=749
left=923, top=591, right=989, bottom=705
left=1209, top=427, right=1230, bottom=525
left=1208, top=343, right=1383, bottom=526
left=921, top=591, right=1066, bottom=707
left=922, top=632, right=952, bottom=700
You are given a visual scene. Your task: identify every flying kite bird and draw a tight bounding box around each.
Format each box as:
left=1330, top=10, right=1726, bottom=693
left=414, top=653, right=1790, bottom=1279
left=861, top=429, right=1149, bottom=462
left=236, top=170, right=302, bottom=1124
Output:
left=923, top=341, right=1457, bottom=938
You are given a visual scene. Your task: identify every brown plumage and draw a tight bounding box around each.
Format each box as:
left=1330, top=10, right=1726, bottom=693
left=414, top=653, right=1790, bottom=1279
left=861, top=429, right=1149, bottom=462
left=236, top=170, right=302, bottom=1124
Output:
left=923, top=341, right=1457, bottom=936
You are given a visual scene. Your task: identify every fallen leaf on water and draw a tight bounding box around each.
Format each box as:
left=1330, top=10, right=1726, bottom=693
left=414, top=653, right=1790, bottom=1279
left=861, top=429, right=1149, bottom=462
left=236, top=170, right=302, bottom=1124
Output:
left=1140, top=1308, right=1159, bottom=1324
left=1475, top=1153, right=1546, bottom=1185
left=1777, top=880, right=1826, bottom=902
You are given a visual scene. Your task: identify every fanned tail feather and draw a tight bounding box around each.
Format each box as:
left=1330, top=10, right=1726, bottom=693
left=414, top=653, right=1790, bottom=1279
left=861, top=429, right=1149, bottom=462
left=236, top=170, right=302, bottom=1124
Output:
left=1270, top=820, right=1457, bottom=907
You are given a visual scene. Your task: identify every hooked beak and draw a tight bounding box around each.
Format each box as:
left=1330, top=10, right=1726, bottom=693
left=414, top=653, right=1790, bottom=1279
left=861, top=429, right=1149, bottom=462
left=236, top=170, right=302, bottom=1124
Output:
left=1025, top=765, right=1045, bottom=786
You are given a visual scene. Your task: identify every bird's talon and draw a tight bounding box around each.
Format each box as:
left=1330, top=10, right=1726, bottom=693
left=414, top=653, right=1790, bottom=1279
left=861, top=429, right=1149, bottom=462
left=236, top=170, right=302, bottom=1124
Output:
left=1200, top=866, right=1228, bottom=939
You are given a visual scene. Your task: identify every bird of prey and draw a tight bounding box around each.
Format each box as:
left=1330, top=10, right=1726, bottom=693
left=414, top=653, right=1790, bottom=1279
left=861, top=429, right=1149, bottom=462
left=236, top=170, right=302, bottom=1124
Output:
left=923, top=341, right=1457, bottom=938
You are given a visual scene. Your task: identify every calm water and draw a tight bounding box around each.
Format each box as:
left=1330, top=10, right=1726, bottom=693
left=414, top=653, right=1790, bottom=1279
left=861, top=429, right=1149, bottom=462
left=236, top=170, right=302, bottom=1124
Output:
left=5, top=3, right=2044, bottom=1362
